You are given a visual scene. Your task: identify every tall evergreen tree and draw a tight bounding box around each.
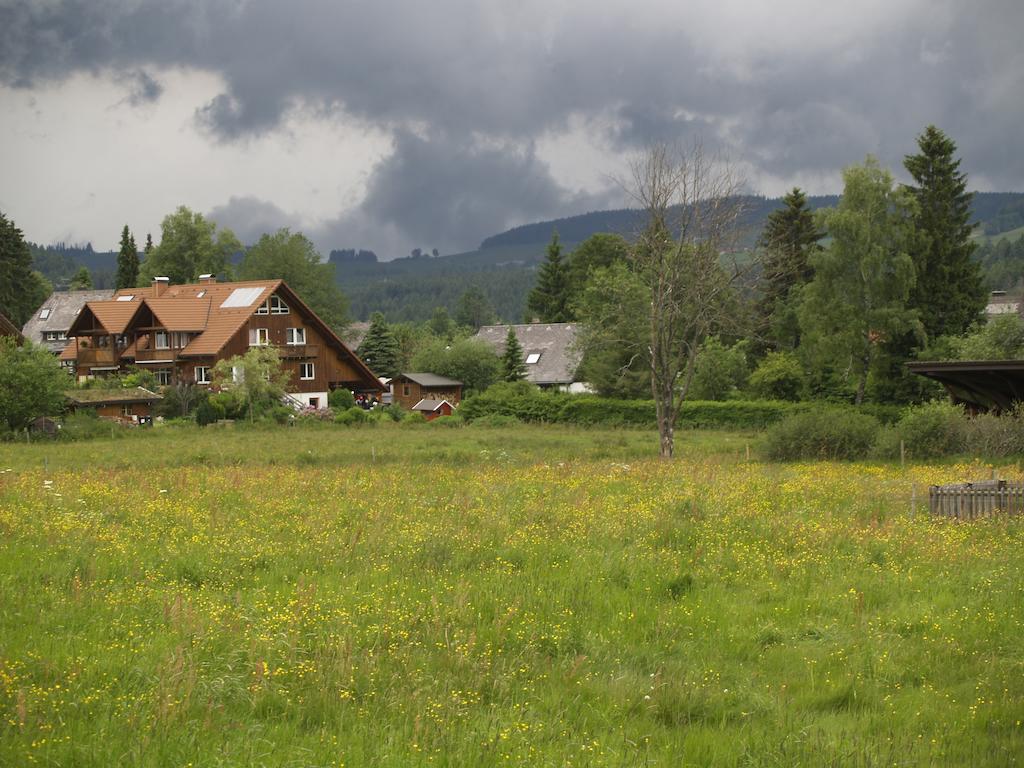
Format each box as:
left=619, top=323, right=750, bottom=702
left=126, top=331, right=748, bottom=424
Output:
left=526, top=231, right=571, bottom=322
left=501, top=326, right=527, bottom=381
left=454, top=286, right=496, bottom=330
left=757, top=188, right=824, bottom=350
left=903, top=126, right=984, bottom=339
left=115, top=225, right=139, bottom=289
left=356, top=312, right=401, bottom=378
left=0, top=211, right=49, bottom=327
left=144, top=233, right=154, bottom=256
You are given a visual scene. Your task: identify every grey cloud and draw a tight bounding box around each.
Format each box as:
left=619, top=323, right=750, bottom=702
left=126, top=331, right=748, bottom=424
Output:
left=2, top=0, right=1022, bottom=252
left=119, top=69, right=163, bottom=106
left=207, top=196, right=301, bottom=246
left=323, top=130, right=614, bottom=256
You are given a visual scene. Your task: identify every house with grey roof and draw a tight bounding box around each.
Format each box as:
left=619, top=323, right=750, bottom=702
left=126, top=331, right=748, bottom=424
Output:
left=22, top=289, right=116, bottom=355
left=474, top=322, right=588, bottom=392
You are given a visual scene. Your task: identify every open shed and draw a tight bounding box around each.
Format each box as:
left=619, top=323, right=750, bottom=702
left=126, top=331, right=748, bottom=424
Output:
left=906, top=360, right=1024, bottom=413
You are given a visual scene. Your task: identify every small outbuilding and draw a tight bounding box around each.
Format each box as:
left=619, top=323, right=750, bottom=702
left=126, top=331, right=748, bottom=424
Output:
left=906, top=360, right=1024, bottom=414
left=411, top=398, right=456, bottom=421
left=391, top=373, right=462, bottom=410
left=65, top=387, right=163, bottom=424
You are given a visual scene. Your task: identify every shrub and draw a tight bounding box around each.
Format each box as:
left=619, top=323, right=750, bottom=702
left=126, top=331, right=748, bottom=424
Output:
left=765, top=407, right=880, bottom=461
left=964, top=405, right=1024, bottom=457
left=195, top=397, right=223, bottom=427
left=460, top=381, right=566, bottom=423
left=60, top=411, right=126, bottom=441
left=748, top=352, right=804, bottom=402
left=689, top=338, right=750, bottom=401
left=328, top=388, right=355, bottom=410
left=335, top=406, right=370, bottom=426
left=891, top=401, right=967, bottom=459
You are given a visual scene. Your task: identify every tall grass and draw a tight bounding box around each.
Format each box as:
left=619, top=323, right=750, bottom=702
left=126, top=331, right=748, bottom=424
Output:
left=0, top=427, right=1021, bottom=766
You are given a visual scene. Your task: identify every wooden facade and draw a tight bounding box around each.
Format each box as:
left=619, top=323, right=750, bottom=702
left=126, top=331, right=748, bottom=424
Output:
left=65, top=387, right=162, bottom=424
left=391, top=373, right=463, bottom=410
left=66, top=278, right=382, bottom=407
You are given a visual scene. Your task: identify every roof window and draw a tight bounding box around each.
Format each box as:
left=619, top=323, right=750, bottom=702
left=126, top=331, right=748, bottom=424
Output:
left=221, top=286, right=264, bottom=308
left=39, top=308, right=51, bottom=320
left=525, top=353, right=541, bottom=364
left=196, top=290, right=206, bottom=298
left=116, top=295, right=134, bottom=302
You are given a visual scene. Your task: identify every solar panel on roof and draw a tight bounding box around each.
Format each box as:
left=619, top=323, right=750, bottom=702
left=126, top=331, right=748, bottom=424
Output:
left=220, top=287, right=264, bottom=308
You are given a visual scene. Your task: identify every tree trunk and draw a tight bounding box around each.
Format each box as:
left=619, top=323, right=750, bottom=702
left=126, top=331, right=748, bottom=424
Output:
left=855, top=351, right=870, bottom=405
left=659, top=419, right=674, bottom=458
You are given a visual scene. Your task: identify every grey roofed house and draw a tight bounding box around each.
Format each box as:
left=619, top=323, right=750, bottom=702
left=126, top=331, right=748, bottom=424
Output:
left=474, top=322, right=585, bottom=390
left=22, top=289, right=116, bottom=353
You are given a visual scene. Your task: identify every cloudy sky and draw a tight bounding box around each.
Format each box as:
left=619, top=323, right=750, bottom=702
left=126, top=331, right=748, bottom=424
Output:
left=1, top=0, right=1022, bottom=259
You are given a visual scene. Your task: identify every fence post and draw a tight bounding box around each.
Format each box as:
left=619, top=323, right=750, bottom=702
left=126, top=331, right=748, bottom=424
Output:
left=900, top=440, right=905, bottom=468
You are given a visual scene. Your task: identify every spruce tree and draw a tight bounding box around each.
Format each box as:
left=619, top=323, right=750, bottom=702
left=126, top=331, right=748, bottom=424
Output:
left=116, top=225, right=140, bottom=289
left=903, top=126, right=984, bottom=339
left=356, top=312, right=401, bottom=378
left=0, top=211, right=47, bottom=326
left=526, top=231, right=571, bottom=322
left=757, top=188, right=824, bottom=350
left=501, top=326, right=527, bottom=381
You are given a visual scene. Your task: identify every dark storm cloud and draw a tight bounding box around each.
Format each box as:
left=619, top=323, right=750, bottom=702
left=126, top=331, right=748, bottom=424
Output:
left=2, top=0, right=1022, bottom=251
left=206, top=196, right=300, bottom=246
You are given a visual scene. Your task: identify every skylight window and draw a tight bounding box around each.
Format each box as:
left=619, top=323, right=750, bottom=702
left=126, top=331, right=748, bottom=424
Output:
left=116, top=295, right=134, bottom=302
left=39, top=309, right=51, bottom=320
left=525, top=353, right=541, bottom=364
left=221, top=287, right=264, bottom=308
left=196, top=290, right=206, bottom=298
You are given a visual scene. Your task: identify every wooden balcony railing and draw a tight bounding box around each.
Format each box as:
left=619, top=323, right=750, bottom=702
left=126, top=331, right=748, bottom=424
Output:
left=76, top=348, right=119, bottom=366
left=134, top=347, right=178, bottom=363
left=279, top=343, right=319, bottom=359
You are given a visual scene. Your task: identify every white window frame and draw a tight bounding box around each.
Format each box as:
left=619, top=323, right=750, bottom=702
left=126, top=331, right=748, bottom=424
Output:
left=525, top=353, right=541, bottom=364
left=154, top=331, right=170, bottom=350
left=249, top=328, right=269, bottom=346
left=155, top=369, right=171, bottom=386
left=299, top=362, right=315, bottom=380
left=255, top=299, right=270, bottom=315
left=270, top=295, right=290, bottom=315
left=286, top=327, right=306, bottom=345
left=39, top=308, right=51, bottom=320
left=195, top=366, right=211, bottom=385
left=44, top=331, right=59, bottom=341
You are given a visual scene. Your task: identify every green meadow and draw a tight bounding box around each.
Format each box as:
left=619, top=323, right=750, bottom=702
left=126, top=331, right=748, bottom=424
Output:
left=0, top=424, right=1021, bottom=766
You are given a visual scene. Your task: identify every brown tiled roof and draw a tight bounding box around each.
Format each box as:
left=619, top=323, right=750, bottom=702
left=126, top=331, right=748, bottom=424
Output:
left=85, top=301, right=144, bottom=335
left=59, top=340, right=76, bottom=361
left=146, top=297, right=212, bottom=332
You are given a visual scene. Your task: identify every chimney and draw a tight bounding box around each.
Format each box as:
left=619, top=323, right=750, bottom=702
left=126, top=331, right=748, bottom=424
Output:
left=153, top=276, right=170, bottom=297
left=198, top=274, right=216, bottom=285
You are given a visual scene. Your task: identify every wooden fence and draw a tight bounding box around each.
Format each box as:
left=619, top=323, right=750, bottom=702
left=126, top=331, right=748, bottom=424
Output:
left=929, top=480, right=1024, bottom=519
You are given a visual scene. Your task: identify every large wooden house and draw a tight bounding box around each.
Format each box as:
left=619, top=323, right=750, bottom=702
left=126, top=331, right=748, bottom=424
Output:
left=64, top=277, right=383, bottom=407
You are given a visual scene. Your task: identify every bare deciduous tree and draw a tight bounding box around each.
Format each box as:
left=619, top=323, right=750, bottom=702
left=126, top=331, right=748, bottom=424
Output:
left=627, top=141, right=748, bottom=458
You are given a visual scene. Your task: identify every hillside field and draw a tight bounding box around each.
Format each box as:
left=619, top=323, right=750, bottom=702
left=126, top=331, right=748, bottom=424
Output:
left=0, top=424, right=1022, bottom=766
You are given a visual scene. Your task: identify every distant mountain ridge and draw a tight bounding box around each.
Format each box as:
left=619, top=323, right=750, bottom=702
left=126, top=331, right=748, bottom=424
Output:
left=27, top=191, right=1024, bottom=321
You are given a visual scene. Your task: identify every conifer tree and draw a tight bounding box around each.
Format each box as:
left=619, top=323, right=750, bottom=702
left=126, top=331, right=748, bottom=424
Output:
left=526, top=231, right=571, bottom=322
left=144, top=233, right=153, bottom=256
left=501, top=326, right=527, bottom=381
left=757, top=188, right=824, bottom=350
left=356, top=312, right=401, bottom=378
left=903, top=126, right=984, bottom=339
left=0, top=211, right=49, bottom=326
left=116, top=225, right=140, bottom=289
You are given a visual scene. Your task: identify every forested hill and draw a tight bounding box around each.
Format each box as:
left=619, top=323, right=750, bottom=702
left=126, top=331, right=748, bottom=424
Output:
left=26, top=191, right=1024, bottom=322
left=337, top=191, right=1024, bottom=321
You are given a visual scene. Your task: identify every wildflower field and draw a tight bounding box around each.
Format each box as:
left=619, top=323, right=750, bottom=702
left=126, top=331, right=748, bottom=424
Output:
left=1, top=425, right=1022, bottom=766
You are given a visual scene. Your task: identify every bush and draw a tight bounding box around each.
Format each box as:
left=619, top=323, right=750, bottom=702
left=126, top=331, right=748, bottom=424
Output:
left=748, top=352, right=804, bottom=401
left=328, top=388, right=355, bottom=410
left=460, top=381, right=566, bottom=423
left=765, top=407, right=881, bottom=461
left=195, top=397, right=224, bottom=427
left=689, top=338, right=749, bottom=401
left=891, top=401, right=967, bottom=459
left=964, top=405, right=1024, bottom=457
left=60, top=411, right=126, bottom=441
left=335, top=406, right=370, bottom=426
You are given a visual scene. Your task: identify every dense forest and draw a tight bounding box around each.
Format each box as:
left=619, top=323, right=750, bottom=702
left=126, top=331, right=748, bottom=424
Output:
left=23, top=191, right=1024, bottom=322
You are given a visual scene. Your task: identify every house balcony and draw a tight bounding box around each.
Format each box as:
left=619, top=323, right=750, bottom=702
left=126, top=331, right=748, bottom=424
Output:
left=134, top=347, right=179, bottom=364
left=76, top=347, right=120, bottom=366
left=279, top=343, right=319, bottom=359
